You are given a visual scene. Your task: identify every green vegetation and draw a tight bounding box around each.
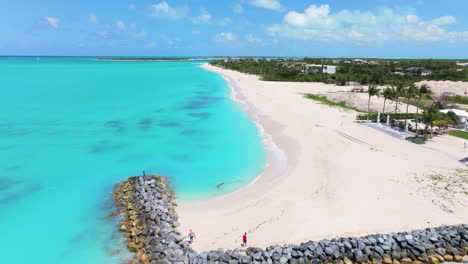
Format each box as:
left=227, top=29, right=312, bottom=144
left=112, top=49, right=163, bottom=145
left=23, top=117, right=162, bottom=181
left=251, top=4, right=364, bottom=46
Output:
left=448, top=95, right=468, bottom=105
left=304, top=94, right=365, bottom=113
left=210, top=58, right=468, bottom=85
left=406, top=137, right=426, bottom=144
left=211, top=58, right=468, bottom=140
left=356, top=113, right=417, bottom=121
left=448, top=130, right=468, bottom=139
left=415, top=169, right=467, bottom=212
left=420, top=105, right=457, bottom=135
left=366, top=85, right=380, bottom=121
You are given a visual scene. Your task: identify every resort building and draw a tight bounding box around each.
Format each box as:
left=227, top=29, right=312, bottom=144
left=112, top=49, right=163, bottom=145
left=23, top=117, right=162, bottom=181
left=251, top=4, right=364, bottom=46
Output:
left=352, top=59, right=368, bottom=64
left=302, top=64, right=337, bottom=74
left=456, top=61, right=468, bottom=67
left=404, top=67, right=432, bottom=76
left=323, top=65, right=337, bottom=74
left=440, top=109, right=468, bottom=130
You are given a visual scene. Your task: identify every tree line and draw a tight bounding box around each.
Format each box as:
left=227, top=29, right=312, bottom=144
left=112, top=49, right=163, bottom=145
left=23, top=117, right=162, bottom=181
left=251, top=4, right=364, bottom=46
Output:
left=365, top=83, right=458, bottom=137
left=210, top=58, right=468, bottom=85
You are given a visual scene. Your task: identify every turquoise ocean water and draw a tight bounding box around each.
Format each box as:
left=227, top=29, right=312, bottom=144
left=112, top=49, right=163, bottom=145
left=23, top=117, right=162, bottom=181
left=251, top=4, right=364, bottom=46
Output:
left=0, top=57, right=266, bottom=264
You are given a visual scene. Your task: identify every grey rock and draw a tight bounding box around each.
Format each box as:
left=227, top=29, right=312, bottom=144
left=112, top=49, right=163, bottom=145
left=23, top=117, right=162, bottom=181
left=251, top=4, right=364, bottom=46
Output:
left=381, top=245, right=391, bottom=251
left=209, top=251, right=220, bottom=261
left=354, top=249, right=367, bottom=262
left=315, top=246, right=324, bottom=257
left=272, top=252, right=281, bottom=261
left=325, top=247, right=334, bottom=256
left=344, top=241, right=352, bottom=250
left=279, top=256, right=288, bottom=264
left=374, top=246, right=384, bottom=256
left=155, top=259, right=171, bottom=264
left=253, top=252, right=262, bottom=261
left=436, top=248, right=446, bottom=255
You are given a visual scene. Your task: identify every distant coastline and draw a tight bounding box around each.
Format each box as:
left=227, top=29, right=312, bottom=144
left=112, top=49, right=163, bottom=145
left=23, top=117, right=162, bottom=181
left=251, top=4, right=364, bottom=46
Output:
left=95, top=57, right=224, bottom=61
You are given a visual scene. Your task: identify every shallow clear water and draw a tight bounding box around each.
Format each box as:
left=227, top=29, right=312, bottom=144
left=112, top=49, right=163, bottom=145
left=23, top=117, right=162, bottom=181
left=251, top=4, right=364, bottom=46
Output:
left=0, top=57, right=266, bottom=264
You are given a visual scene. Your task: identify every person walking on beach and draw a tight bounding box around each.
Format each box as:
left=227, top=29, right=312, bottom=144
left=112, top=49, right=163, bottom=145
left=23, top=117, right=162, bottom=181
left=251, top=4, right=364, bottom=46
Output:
left=188, top=229, right=196, bottom=243
left=241, top=232, right=247, bottom=247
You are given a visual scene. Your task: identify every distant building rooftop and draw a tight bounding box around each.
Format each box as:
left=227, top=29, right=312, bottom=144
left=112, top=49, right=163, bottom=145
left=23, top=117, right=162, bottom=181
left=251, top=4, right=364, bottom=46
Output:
left=440, top=109, right=468, bottom=118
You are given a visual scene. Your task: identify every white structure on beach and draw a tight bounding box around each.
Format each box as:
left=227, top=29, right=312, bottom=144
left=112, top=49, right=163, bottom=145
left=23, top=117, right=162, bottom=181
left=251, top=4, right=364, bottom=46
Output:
left=440, top=109, right=468, bottom=130
left=404, top=67, right=432, bottom=76
left=352, top=59, right=367, bottom=64
left=456, top=61, right=468, bottom=67
left=303, top=64, right=337, bottom=74
left=323, top=65, right=337, bottom=74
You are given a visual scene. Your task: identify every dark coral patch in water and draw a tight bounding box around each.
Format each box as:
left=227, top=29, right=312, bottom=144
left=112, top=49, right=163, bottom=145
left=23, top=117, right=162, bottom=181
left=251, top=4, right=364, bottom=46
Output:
left=0, top=182, right=42, bottom=204
left=89, top=140, right=126, bottom=154
left=3, top=165, right=22, bottom=172
left=187, top=112, right=211, bottom=119
left=157, top=122, right=180, bottom=127
left=139, top=118, right=153, bottom=131
left=0, top=178, right=21, bottom=191
left=182, top=96, right=223, bottom=110
left=105, top=120, right=125, bottom=132
left=180, top=129, right=200, bottom=135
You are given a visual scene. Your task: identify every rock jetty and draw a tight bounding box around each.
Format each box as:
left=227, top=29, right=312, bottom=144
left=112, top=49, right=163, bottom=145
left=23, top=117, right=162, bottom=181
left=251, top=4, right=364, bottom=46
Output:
left=114, top=175, right=193, bottom=263
left=114, top=175, right=468, bottom=264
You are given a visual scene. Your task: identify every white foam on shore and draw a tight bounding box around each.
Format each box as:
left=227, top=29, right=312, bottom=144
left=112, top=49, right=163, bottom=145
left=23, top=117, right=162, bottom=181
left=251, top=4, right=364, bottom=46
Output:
left=199, top=63, right=289, bottom=197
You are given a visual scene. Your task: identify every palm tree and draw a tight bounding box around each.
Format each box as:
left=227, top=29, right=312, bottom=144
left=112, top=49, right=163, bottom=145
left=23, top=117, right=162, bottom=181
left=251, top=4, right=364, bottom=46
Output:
left=382, top=87, right=393, bottom=114
left=390, top=82, right=405, bottom=125
left=367, top=85, right=380, bottom=122
left=421, top=104, right=439, bottom=137
left=404, top=84, right=418, bottom=130
left=414, top=84, right=432, bottom=132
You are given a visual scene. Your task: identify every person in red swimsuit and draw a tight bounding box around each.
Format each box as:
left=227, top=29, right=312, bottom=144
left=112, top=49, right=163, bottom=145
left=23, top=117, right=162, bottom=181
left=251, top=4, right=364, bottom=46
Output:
left=242, top=232, right=247, bottom=247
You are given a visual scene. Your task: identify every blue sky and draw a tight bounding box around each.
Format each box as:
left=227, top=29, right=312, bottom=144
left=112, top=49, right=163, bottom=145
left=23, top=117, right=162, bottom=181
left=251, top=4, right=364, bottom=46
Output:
left=1, top=0, right=468, bottom=57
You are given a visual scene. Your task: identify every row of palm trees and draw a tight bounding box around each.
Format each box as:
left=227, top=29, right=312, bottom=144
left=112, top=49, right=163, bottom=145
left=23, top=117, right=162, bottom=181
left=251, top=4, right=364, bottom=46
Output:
left=367, top=83, right=433, bottom=131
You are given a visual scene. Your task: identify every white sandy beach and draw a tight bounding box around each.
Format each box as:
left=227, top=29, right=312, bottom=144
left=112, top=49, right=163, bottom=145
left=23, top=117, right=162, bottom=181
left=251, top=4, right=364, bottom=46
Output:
left=416, top=80, right=468, bottom=97
left=178, top=64, right=468, bottom=252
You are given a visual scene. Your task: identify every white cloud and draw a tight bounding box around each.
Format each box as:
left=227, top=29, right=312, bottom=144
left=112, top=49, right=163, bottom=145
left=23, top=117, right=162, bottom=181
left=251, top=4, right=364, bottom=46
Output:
left=267, top=4, right=467, bottom=43
left=43, top=16, right=60, bottom=28
left=284, top=5, right=338, bottom=29
left=110, top=20, right=146, bottom=39
left=192, top=8, right=212, bottom=24
left=217, top=17, right=233, bottom=26
left=232, top=3, right=244, bottom=14
left=148, top=1, right=189, bottom=20
left=144, top=42, right=157, bottom=49
left=115, top=20, right=126, bottom=30
left=246, top=34, right=264, bottom=44
left=406, top=14, right=420, bottom=23
left=88, top=13, right=99, bottom=24
left=128, top=4, right=136, bottom=10
left=250, top=0, right=285, bottom=12
left=192, top=30, right=201, bottom=35
left=431, top=16, right=456, bottom=25
left=215, top=32, right=237, bottom=42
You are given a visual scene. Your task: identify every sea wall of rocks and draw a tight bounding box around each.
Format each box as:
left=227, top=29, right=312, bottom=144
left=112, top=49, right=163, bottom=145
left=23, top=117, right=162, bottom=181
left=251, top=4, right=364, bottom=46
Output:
left=114, top=175, right=467, bottom=264
left=114, top=175, right=193, bottom=263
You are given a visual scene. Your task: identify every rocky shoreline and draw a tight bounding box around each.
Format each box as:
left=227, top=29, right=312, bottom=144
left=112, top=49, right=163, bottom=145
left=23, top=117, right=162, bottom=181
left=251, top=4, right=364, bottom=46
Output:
left=113, top=175, right=467, bottom=264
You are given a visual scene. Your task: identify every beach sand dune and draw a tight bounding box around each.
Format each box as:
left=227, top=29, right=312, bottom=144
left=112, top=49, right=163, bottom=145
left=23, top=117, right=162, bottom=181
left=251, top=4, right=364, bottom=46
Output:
left=416, top=80, right=468, bottom=97
left=178, top=64, right=468, bottom=252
